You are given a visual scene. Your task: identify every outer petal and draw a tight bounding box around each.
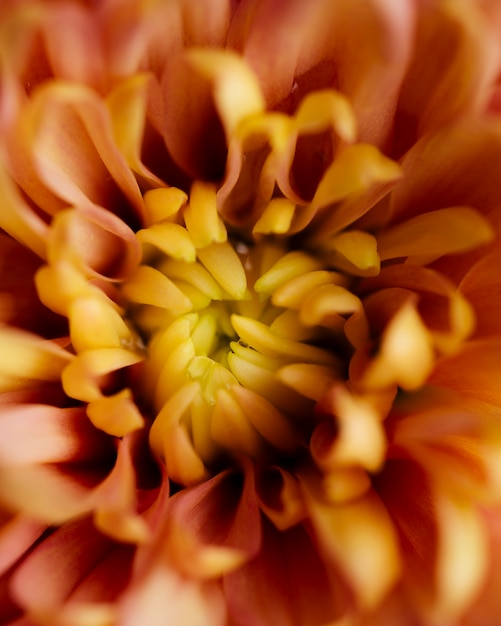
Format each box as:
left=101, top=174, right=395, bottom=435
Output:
left=391, top=0, right=501, bottom=156
left=161, top=49, right=264, bottom=180
left=7, top=82, right=144, bottom=221
left=390, top=119, right=501, bottom=233
left=0, top=234, right=65, bottom=337
left=118, top=562, right=226, bottom=626
left=10, top=517, right=134, bottom=626
left=224, top=519, right=347, bottom=626
left=301, top=476, right=401, bottom=611
left=161, top=466, right=261, bottom=579
left=228, top=0, right=415, bottom=146
left=459, top=248, right=501, bottom=337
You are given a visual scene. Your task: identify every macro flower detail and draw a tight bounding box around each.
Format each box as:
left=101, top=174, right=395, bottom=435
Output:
left=2, top=1, right=501, bottom=625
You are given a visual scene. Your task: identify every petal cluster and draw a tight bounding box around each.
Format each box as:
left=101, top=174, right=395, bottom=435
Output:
left=1, top=1, right=501, bottom=625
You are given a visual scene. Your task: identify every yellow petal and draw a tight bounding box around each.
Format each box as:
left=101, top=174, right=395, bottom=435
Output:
left=121, top=265, right=193, bottom=313
left=87, top=389, right=144, bottom=437
left=211, top=388, right=263, bottom=457
left=186, top=49, right=265, bottom=137
left=231, top=315, right=338, bottom=366
left=312, top=144, right=401, bottom=210
left=137, top=223, right=196, bottom=262
left=299, top=284, right=361, bottom=327
left=230, top=385, right=298, bottom=452
left=278, top=363, right=338, bottom=401
left=434, top=496, right=488, bottom=621
left=377, top=207, right=494, bottom=262
left=197, top=242, right=247, bottom=300
left=254, top=251, right=323, bottom=297
left=364, top=302, right=435, bottom=391
left=324, top=230, right=380, bottom=277
left=69, top=297, right=134, bottom=352
left=184, top=181, right=227, bottom=247
left=0, top=326, right=71, bottom=384
left=61, top=349, right=142, bottom=403
left=36, top=261, right=105, bottom=316
left=149, top=383, right=199, bottom=458
left=143, top=187, right=188, bottom=225
left=302, top=484, right=401, bottom=610
left=253, top=198, right=296, bottom=235
left=0, top=159, right=48, bottom=258
left=272, top=270, right=345, bottom=309
left=158, top=259, right=223, bottom=301
left=294, top=89, right=357, bottom=143
left=312, top=385, right=386, bottom=473
left=107, top=73, right=163, bottom=187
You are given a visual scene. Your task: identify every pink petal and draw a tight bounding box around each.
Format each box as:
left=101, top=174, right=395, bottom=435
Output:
left=41, top=3, right=106, bottom=90
left=374, top=458, right=438, bottom=614
left=228, top=0, right=338, bottom=108
left=391, top=0, right=501, bottom=156
left=92, top=435, right=150, bottom=544
left=118, top=561, right=226, bottom=626
left=8, top=82, right=144, bottom=222
left=228, top=0, right=415, bottom=147
left=178, top=0, right=231, bottom=47
left=429, top=339, right=501, bottom=410
left=11, top=517, right=114, bottom=611
left=464, top=505, right=501, bottom=626
left=390, top=119, right=501, bottom=230
left=459, top=248, right=501, bottom=338
left=0, top=404, right=112, bottom=465
left=224, top=519, right=347, bottom=626
left=164, top=465, right=261, bottom=578
left=0, top=234, right=65, bottom=337
left=47, top=205, right=141, bottom=281
left=0, top=515, right=46, bottom=576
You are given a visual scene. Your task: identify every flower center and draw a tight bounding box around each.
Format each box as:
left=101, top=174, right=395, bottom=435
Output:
left=118, top=183, right=356, bottom=485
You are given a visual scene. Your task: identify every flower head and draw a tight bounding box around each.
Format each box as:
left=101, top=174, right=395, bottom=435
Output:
left=1, top=1, right=501, bottom=625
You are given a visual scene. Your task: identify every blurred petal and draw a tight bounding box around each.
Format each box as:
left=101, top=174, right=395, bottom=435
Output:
left=119, top=561, right=226, bottom=626
left=302, top=477, right=401, bottom=610
left=224, top=519, right=347, bottom=626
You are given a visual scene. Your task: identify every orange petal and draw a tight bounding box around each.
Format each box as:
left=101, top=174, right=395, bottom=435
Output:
left=390, top=118, right=501, bottom=228
left=162, top=49, right=264, bottom=179
left=0, top=404, right=111, bottom=465
left=164, top=466, right=261, bottom=579
left=47, top=206, right=141, bottom=281
left=0, top=515, right=46, bottom=576
left=363, top=302, right=435, bottom=391
left=11, top=517, right=132, bottom=618
left=256, top=466, right=306, bottom=531
left=301, top=480, right=401, bottom=611
left=0, top=326, right=72, bottom=391
left=93, top=435, right=149, bottom=544
left=393, top=0, right=501, bottom=152
left=312, top=384, right=386, bottom=473
left=460, top=248, right=501, bottom=337
left=0, top=157, right=48, bottom=259
left=433, top=495, right=488, bottom=621
left=224, top=519, right=347, bottom=626
left=119, top=561, right=226, bottom=626
left=377, top=207, right=493, bottom=263
left=12, top=82, right=144, bottom=218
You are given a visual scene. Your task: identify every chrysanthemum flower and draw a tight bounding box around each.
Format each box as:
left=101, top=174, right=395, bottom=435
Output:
left=2, top=1, right=501, bottom=625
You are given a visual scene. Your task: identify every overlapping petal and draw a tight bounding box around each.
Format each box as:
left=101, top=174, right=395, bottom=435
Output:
left=1, top=1, right=501, bottom=625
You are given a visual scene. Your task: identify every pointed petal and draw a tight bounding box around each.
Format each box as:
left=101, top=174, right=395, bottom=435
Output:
left=119, top=562, right=226, bottom=626
left=224, top=520, right=346, bottom=626
left=165, top=466, right=261, bottom=579
left=301, top=483, right=401, bottom=610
